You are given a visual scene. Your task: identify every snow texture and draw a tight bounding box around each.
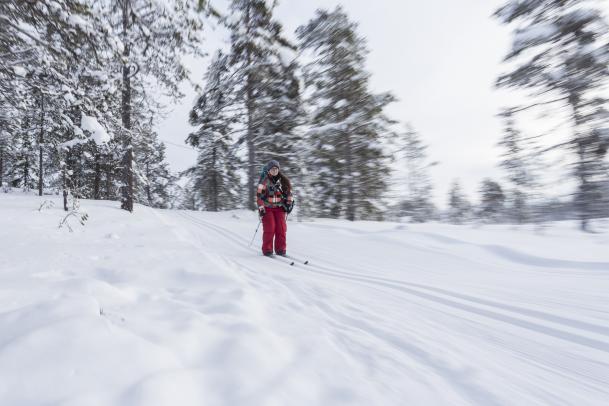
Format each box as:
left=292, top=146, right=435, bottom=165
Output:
left=0, top=193, right=608, bottom=405
left=513, top=22, right=558, bottom=53
left=12, top=66, right=27, bottom=77
left=81, top=113, right=111, bottom=145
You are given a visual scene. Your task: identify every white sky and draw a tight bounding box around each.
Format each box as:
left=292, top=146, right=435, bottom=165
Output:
left=156, top=0, right=600, bottom=209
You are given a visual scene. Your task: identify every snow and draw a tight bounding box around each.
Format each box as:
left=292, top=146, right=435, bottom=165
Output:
left=81, top=113, right=111, bottom=145
left=512, top=22, right=558, bottom=53
left=1, top=192, right=608, bottom=405
left=562, top=7, right=600, bottom=25
left=60, top=114, right=110, bottom=149
left=63, top=92, right=76, bottom=104
left=59, top=137, right=86, bottom=149
left=494, top=0, right=530, bottom=24
left=13, top=66, right=27, bottom=77
left=67, top=14, right=91, bottom=33
left=335, top=99, right=348, bottom=108
left=277, top=46, right=297, bottom=66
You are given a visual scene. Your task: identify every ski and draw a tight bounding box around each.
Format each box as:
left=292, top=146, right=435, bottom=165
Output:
left=265, top=254, right=295, bottom=266
left=285, top=255, right=309, bottom=265
left=263, top=254, right=309, bottom=266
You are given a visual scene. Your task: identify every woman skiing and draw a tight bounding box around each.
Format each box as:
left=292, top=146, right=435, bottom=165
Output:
left=256, top=160, right=294, bottom=256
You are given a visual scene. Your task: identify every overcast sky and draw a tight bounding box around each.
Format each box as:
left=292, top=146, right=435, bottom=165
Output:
left=156, top=0, right=547, bottom=208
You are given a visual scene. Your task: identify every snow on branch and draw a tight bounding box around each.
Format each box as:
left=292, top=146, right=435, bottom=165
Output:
left=81, top=113, right=112, bottom=145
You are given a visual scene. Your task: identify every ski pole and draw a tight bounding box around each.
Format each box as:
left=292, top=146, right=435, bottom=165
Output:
left=249, top=218, right=262, bottom=247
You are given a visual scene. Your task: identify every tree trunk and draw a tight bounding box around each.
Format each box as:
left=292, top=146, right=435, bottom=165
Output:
left=62, top=151, right=68, bottom=211
left=345, top=130, right=355, bottom=221
left=23, top=154, right=29, bottom=191
left=569, top=93, right=590, bottom=232
left=73, top=145, right=81, bottom=199
left=211, top=147, right=218, bottom=211
left=120, top=0, right=134, bottom=212
left=105, top=164, right=112, bottom=199
left=146, top=161, right=152, bottom=206
left=0, top=143, right=4, bottom=189
left=245, top=3, right=256, bottom=211
left=38, top=91, right=44, bottom=196
left=94, top=151, right=101, bottom=199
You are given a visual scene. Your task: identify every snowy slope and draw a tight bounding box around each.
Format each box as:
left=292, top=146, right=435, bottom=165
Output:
left=1, top=193, right=609, bottom=406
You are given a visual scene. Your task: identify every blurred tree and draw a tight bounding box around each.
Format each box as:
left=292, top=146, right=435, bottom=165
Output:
left=104, top=0, right=206, bottom=212
left=187, top=51, right=241, bottom=211
left=222, top=0, right=298, bottom=210
left=478, top=178, right=505, bottom=222
left=496, top=0, right=609, bottom=231
left=447, top=179, right=471, bottom=224
left=297, top=6, right=396, bottom=221
left=498, top=109, right=536, bottom=223
left=0, top=0, right=210, bottom=211
left=398, top=125, right=436, bottom=222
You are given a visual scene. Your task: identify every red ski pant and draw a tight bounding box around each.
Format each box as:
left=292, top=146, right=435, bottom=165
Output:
left=261, top=207, right=287, bottom=254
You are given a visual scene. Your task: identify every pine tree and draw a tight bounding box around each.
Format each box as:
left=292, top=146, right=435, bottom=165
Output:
left=220, top=0, right=297, bottom=210
left=495, top=0, right=609, bottom=230
left=254, top=59, right=305, bottom=195
left=1, top=0, right=195, bottom=212
left=498, top=109, right=536, bottom=223
left=103, top=0, right=206, bottom=212
left=1, top=0, right=119, bottom=209
left=478, top=179, right=505, bottom=222
left=297, top=6, right=396, bottom=221
left=398, top=125, right=435, bottom=222
left=12, top=116, right=37, bottom=190
left=447, top=180, right=471, bottom=224
left=188, top=51, right=241, bottom=211
left=134, top=128, right=176, bottom=209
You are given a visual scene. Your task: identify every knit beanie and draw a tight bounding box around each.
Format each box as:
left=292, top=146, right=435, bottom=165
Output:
left=266, top=160, right=280, bottom=171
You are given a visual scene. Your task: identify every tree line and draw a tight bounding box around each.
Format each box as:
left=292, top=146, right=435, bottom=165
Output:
left=1, top=0, right=608, bottom=230
left=1, top=0, right=207, bottom=211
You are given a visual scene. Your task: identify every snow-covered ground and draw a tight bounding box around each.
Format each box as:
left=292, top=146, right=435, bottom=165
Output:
left=1, top=192, right=609, bottom=406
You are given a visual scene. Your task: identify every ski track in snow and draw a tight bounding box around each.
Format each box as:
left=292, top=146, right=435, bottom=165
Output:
left=170, top=210, right=609, bottom=405
left=173, top=211, right=503, bottom=405
left=175, top=211, right=609, bottom=351
left=1, top=194, right=609, bottom=406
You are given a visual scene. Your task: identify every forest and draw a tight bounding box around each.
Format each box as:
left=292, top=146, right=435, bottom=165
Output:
left=1, top=0, right=608, bottom=231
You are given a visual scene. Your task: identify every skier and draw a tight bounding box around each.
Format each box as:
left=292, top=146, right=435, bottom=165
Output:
left=256, top=160, right=294, bottom=256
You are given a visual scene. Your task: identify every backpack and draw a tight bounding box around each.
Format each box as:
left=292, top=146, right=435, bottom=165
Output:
left=258, top=164, right=269, bottom=184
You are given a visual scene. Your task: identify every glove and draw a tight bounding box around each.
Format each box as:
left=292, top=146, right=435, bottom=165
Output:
left=284, top=201, right=294, bottom=214
left=258, top=206, right=266, bottom=217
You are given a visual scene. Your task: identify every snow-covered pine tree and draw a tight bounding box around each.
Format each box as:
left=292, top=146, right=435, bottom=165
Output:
left=0, top=69, right=24, bottom=192
left=254, top=58, right=305, bottom=206
left=219, top=0, right=297, bottom=210
left=12, top=115, right=38, bottom=191
left=0, top=0, right=117, bottom=209
left=133, top=124, right=177, bottom=209
left=177, top=177, right=199, bottom=211
left=495, top=0, right=609, bottom=230
left=297, top=6, right=396, bottom=221
left=1, top=0, right=195, bottom=212
left=187, top=51, right=241, bottom=211
left=447, top=180, right=471, bottom=224
left=103, top=0, right=206, bottom=212
left=498, top=109, right=536, bottom=223
left=397, top=125, right=436, bottom=222
left=0, top=128, right=7, bottom=189
left=478, top=179, right=506, bottom=223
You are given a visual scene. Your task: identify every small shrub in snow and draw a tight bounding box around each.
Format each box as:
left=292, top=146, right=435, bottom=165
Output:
left=58, top=210, right=89, bottom=232
left=38, top=200, right=55, bottom=212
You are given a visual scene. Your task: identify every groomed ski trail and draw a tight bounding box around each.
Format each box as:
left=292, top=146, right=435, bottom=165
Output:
left=167, top=209, right=609, bottom=405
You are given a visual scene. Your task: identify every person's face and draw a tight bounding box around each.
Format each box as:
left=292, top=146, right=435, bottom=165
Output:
left=269, top=167, right=279, bottom=176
